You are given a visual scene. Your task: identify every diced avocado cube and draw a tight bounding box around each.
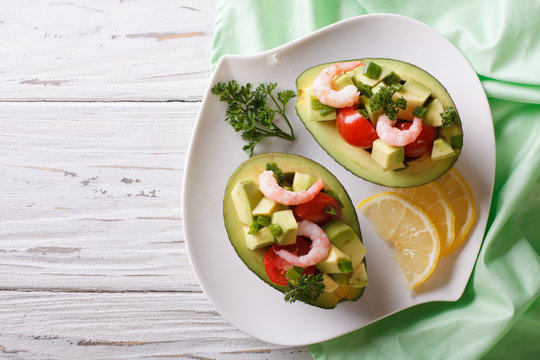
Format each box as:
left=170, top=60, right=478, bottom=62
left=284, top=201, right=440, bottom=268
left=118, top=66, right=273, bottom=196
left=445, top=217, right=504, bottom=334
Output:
left=323, top=221, right=367, bottom=268
left=330, top=273, right=348, bottom=285
left=271, top=210, right=298, bottom=245
left=316, top=245, right=350, bottom=274
left=439, top=124, right=463, bottom=146
left=292, top=172, right=317, bottom=192
left=323, top=220, right=356, bottom=248
left=332, top=73, right=354, bottom=91
left=332, top=284, right=350, bottom=298
left=431, top=138, right=456, bottom=161
left=360, top=95, right=381, bottom=126
left=305, top=87, right=336, bottom=122
left=392, top=80, right=432, bottom=120
left=348, top=263, right=368, bottom=288
left=424, top=98, right=445, bottom=127
left=322, top=273, right=339, bottom=293
left=353, top=64, right=391, bottom=87
left=243, top=225, right=274, bottom=250
left=285, top=266, right=304, bottom=283
left=252, top=197, right=286, bottom=218
left=231, top=180, right=263, bottom=225
left=371, top=139, right=405, bottom=170
left=402, top=79, right=432, bottom=100
left=389, top=162, right=408, bottom=172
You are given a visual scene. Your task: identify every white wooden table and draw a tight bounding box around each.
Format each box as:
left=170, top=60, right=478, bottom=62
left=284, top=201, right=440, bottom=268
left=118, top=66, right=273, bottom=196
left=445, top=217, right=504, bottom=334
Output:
left=0, top=1, right=312, bottom=358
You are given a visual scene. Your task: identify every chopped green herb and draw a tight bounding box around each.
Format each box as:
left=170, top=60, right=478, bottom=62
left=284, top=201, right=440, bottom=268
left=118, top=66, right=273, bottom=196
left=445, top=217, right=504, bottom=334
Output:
left=390, top=83, right=403, bottom=92
left=451, top=134, right=463, bottom=148
left=211, top=80, right=296, bottom=157
left=382, top=71, right=401, bottom=85
left=337, top=260, right=354, bottom=273
left=310, top=96, right=335, bottom=115
left=285, top=266, right=304, bottom=282
left=269, top=223, right=283, bottom=237
left=284, top=273, right=325, bottom=304
left=440, top=106, right=458, bottom=127
left=248, top=219, right=260, bottom=234
left=369, top=86, right=407, bottom=121
left=363, top=61, right=382, bottom=79
left=354, top=81, right=373, bottom=97
left=413, top=106, right=428, bottom=119
left=256, top=215, right=270, bottom=227
left=266, top=163, right=286, bottom=185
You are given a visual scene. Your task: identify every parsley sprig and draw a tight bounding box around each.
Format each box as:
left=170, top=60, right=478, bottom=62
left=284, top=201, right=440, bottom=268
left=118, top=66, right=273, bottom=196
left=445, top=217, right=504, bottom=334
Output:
left=369, top=85, right=407, bottom=121
left=284, top=273, right=325, bottom=304
left=211, top=80, right=296, bottom=157
left=440, top=106, right=458, bottom=127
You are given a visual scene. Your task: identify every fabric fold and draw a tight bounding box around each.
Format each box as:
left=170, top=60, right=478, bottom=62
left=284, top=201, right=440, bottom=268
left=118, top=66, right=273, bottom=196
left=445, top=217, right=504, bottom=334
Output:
left=210, top=1, right=540, bottom=358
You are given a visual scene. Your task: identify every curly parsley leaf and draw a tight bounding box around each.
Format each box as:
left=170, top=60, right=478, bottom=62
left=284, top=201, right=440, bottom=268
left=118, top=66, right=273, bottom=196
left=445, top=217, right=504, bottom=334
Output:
left=284, top=273, right=325, bottom=304
left=369, top=85, right=407, bottom=121
left=440, top=106, right=458, bottom=127
left=211, top=80, right=296, bottom=157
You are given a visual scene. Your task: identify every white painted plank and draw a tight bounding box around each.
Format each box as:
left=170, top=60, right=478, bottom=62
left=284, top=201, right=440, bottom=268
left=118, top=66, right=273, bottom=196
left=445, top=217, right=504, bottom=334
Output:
left=0, top=291, right=312, bottom=359
left=0, top=102, right=198, bottom=291
left=0, top=101, right=311, bottom=358
left=0, top=0, right=214, bottom=102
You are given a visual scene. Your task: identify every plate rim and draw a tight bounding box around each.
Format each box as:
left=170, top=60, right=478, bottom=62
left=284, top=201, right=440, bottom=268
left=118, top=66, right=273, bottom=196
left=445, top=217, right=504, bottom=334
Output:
left=182, top=13, right=495, bottom=346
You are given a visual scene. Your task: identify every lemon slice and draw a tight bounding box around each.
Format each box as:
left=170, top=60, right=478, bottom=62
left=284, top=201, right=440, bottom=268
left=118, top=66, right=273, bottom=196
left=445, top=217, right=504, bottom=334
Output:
left=435, top=169, right=476, bottom=253
left=394, top=183, right=456, bottom=256
left=358, top=192, right=440, bottom=290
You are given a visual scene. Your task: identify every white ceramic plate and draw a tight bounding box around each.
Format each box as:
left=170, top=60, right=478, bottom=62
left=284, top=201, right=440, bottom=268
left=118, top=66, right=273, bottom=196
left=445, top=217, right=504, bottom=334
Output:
left=183, top=14, right=494, bottom=346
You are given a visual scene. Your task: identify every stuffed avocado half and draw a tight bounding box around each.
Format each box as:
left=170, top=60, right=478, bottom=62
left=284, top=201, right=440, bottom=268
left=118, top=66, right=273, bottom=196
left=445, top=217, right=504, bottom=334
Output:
left=296, top=58, right=463, bottom=188
left=223, top=153, right=367, bottom=309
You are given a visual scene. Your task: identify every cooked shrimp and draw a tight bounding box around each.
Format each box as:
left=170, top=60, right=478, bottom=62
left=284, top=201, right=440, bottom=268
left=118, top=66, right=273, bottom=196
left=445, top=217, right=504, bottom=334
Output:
left=312, top=60, right=364, bottom=108
left=274, top=220, right=331, bottom=267
left=258, top=170, right=323, bottom=206
left=376, top=115, right=423, bottom=146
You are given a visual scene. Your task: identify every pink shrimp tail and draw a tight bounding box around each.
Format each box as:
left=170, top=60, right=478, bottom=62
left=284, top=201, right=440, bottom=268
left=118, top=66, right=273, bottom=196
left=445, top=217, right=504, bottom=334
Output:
left=275, top=220, right=331, bottom=267
left=258, top=171, right=324, bottom=206
left=312, top=60, right=364, bottom=108
left=376, top=115, right=423, bottom=146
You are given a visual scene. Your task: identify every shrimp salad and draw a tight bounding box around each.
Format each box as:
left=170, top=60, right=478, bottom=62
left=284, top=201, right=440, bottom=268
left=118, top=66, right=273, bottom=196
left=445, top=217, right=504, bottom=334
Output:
left=296, top=58, right=463, bottom=187
left=223, top=153, right=367, bottom=308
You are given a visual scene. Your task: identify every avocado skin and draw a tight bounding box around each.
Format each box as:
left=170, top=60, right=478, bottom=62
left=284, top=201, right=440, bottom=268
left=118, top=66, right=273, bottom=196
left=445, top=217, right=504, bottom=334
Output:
left=223, top=153, right=366, bottom=309
left=295, top=58, right=463, bottom=188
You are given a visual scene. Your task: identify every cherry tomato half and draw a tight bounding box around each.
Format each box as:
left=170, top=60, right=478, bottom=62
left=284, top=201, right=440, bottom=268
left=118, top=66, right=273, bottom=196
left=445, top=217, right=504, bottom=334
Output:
left=264, top=237, right=315, bottom=286
left=336, top=107, right=378, bottom=148
left=396, top=121, right=437, bottom=158
left=292, top=192, right=342, bottom=225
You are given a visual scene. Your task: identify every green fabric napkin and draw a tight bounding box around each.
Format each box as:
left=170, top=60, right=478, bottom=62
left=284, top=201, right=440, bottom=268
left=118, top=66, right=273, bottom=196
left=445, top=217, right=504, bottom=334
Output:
left=211, top=1, right=540, bottom=358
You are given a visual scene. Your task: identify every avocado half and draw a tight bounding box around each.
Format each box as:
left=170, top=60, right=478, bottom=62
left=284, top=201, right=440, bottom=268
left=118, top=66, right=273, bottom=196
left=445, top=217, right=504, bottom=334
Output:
left=223, top=153, right=365, bottom=309
left=295, top=58, right=462, bottom=188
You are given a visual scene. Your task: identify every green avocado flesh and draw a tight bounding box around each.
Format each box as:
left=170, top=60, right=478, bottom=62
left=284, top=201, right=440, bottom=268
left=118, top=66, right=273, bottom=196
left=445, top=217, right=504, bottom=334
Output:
left=223, top=153, right=366, bottom=309
left=295, top=58, right=463, bottom=187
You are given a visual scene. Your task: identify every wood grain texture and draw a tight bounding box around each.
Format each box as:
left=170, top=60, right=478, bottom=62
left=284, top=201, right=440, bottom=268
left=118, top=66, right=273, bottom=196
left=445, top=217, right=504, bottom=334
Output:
left=0, top=0, right=214, bottom=102
left=0, top=0, right=313, bottom=358
left=0, top=292, right=310, bottom=360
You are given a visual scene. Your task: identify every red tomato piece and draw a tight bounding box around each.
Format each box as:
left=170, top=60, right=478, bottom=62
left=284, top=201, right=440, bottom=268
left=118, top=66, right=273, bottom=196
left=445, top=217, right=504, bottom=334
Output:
left=396, top=121, right=437, bottom=158
left=336, top=107, right=378, bottom=148
left=264, top=237, right=315, bottom=286
left=292, top=192, right=342, bottom=225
